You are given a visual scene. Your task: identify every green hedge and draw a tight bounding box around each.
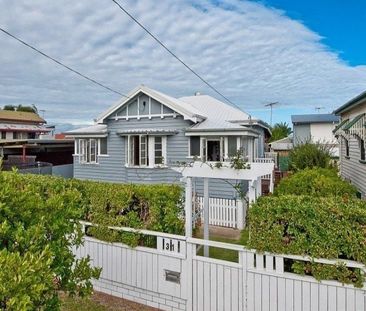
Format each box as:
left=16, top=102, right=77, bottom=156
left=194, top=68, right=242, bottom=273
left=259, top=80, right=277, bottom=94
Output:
left=0, top=171, right=100, bottom=309
left=248, top=195, right=366, bottom=286
left=274, top=168, right=357, bottom=198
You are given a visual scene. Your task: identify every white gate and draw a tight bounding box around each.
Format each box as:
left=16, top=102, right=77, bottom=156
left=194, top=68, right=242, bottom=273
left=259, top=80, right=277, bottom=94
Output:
left=195, top=196, right=246, bottom=229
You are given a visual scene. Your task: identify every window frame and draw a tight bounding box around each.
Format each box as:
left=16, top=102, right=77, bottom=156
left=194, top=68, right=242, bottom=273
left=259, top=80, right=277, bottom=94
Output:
left=344, top=137, right=350, bottom=158
left=359, top=138, right=365, bottom=161
left=126, top=135, right=167, bottom=168
left=76, top=138, right=108, bottom=164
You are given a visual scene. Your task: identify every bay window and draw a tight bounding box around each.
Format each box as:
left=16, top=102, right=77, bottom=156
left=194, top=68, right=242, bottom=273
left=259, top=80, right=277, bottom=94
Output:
left=76, top=138, right=108, bottom=164
left=127, top=135, right=166, bottom=167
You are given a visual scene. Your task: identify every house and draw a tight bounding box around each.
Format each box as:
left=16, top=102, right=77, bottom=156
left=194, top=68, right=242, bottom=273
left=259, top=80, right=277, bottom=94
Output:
left=66, top=85, right=271, bottom=199
left=291, top=113, right=340, bottom=157
left=0, top=110, right=52, bottom=140
left=333, top=91, right=366, bottom=198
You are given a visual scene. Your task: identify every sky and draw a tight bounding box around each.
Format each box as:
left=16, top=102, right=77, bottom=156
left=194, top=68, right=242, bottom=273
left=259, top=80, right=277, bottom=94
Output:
left=0, top=0, right=365, bottom=132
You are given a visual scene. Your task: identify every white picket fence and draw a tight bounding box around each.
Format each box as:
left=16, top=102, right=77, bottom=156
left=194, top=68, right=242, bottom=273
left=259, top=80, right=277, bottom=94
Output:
left=74, top=221, right=366, bottom=311
left=195, top=196, right=245, bottom=229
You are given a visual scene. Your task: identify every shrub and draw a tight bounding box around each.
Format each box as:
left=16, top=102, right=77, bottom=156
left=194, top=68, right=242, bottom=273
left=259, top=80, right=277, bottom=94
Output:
left=288, top=142, right=332, bottom=171
left=0, top=171, right=100, bottom=310
left=248, top=195, right=366, bottom=286
left=81, top=180, right=184, bottom=246
left=274, top=168, right=357, bottom=198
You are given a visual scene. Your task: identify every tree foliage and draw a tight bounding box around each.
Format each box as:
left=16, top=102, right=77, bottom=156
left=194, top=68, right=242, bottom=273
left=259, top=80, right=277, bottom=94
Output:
left=288, top=141, right=332, bottom=171
left=2, top=104, right=38, bottom=113
left=269, top=122, right=292, bottom=142
left=248, top=195, right=366, bottom=287
left=0, top=172, right=101, bottom=310
left=274, top=168, right=357, bottom=198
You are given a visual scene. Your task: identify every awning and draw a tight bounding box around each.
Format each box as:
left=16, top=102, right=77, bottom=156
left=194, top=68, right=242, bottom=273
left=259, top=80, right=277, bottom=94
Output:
left=344, top=113, right=365, bottom=139
left=0, top=123, right=52, bottom=132
left=333, top=119, right=349, bottom=134
left=117, top=129, right=179, bottom=136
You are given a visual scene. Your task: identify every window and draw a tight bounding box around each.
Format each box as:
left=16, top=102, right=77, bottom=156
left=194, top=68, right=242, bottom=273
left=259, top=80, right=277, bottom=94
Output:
left=99, top=138, right=108, bottom=155
left=344, top=138, right=350, bottom=158
left=228, top=136, right=237, bottom=157
left=154, top=136, right=163, bottom=164
left=359, top=138, right=365, bottom=161
left=13, top=132, right=18, bottom=139
left=76, top=138, right=107, bottom=164
left=189, top=136, right=200, bottom=157
left=127, top=135, right=166, bottom=167
left=1, top=132, right=5, bottom=140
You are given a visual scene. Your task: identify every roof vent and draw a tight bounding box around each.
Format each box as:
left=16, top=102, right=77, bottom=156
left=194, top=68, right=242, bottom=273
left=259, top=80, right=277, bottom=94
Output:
left=194, top=91, right=201, bottom=96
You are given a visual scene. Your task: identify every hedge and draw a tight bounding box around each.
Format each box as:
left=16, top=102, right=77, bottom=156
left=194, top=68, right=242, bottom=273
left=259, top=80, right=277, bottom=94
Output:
left=248, top=195, right=366, bottom=286
left=0, top=171, right=100, bottom=309
left=274, top=168, right=357, bottom=198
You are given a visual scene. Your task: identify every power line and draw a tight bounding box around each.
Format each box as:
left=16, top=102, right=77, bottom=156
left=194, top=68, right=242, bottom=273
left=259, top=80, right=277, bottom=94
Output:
left=110, top=0, right=242, bottom=111
left=0, top=27, right=128, bottom=98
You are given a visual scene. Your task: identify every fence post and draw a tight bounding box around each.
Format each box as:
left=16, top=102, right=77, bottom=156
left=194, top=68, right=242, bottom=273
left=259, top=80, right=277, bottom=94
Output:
left=186, top=242, right=194, bottom=311
left=237, top=199, right=245, bottom=230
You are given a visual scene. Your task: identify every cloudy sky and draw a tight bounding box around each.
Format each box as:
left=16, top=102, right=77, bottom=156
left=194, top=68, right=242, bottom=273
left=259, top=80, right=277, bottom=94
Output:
left=0, top=0, right=365, bottom=132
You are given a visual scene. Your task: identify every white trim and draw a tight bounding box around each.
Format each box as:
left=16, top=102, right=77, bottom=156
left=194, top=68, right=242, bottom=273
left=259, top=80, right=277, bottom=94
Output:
left=185, top=131, right=259, bottom=137
left=112, top=113, right=177, bottom=121
left=96, top=86, right=204, bottom=123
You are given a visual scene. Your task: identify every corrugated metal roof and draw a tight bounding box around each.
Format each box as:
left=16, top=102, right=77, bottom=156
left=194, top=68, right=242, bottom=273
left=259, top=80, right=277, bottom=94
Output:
left=0, top=110, right=46, bottom=123
left=334, top=90, right=366, bottom=115
left=291, top=114, right=340, bottom=124
left=65, top=124, right=107, bottom=135
left=179, top=94, right=250, bottom=130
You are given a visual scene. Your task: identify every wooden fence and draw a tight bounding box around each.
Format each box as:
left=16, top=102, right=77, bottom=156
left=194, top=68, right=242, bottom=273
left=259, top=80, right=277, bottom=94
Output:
left=195, top=196, right=245, bottom=229
left=74, top=221, right=366, bottom=311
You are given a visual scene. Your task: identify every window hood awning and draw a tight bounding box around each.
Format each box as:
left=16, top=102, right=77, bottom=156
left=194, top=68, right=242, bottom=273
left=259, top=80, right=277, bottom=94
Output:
left=343, top=113, right=366, bottom=139
left=333, top=119, right=349, bottom=135
left=117, top=128, right=179, bottom=136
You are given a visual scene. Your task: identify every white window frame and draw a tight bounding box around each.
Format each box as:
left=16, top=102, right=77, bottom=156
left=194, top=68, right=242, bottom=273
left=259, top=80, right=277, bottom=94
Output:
left=126, top=135, right=167, bottom=168
left=75, top=138, right=107, bottom=164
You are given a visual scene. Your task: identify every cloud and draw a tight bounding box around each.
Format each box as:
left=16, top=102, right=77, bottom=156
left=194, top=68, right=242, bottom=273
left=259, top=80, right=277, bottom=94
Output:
left=0, top=0, right=365, bottom=129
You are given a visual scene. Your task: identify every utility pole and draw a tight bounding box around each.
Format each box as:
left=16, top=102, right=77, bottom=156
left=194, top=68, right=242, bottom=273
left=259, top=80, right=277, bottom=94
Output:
left=265, top=102, right=278, bottom=127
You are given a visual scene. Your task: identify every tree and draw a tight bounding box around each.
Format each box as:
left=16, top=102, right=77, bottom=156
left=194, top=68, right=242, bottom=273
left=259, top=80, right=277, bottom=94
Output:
left=2, top=104, right=38, bottom=113
left=16, top=104, right=38, bottom=113
left=3, top=105, right=16, bottom=111
left=269, top=122, right=292, bottom=142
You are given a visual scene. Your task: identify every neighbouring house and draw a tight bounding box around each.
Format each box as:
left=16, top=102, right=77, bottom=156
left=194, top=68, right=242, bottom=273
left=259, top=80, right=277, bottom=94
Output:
left=0, top=110, right=52, bottom=140
left=334, top=91, right=366, bottom=198
left=269, top=135, right=293, bottom=172
left=292, top=113, right=340, bottom=157
left=65, top=85, right=272, bottom=199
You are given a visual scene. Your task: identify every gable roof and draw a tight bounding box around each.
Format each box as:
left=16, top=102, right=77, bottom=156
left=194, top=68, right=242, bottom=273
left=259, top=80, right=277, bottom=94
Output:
left=334, top=90, right=366, bottom=115
left=291, top=114, right=339, bottom=124
left=0, top=110, right=46, bottom=124
left=97, top=85, right=206, bottom=123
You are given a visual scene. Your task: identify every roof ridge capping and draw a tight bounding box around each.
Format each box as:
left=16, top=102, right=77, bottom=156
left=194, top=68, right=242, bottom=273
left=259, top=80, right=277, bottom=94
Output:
left=334, top=90, right=366, bottom=115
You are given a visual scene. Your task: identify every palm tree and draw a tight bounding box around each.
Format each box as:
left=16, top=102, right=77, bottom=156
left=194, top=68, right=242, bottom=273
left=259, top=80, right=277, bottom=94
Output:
left=269, top=122, right=292, bottom=142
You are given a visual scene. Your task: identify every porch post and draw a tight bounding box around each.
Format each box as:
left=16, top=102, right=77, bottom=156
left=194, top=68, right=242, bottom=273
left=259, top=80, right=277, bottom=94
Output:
left=247, top=180, right=256, bottom=204
left=185, top=177, right=193, bottom=237
left=203, top=177, right=209, bottom=257
left=237, top=199, right=245, bottom=230
left=269, top=171, right=274, bottom=193
left=256, top=176, right=262, bottom=198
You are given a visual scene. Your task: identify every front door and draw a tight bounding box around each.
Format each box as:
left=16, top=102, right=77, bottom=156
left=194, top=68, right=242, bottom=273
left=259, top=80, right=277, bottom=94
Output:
left=207, top=140, right=220, bottom=161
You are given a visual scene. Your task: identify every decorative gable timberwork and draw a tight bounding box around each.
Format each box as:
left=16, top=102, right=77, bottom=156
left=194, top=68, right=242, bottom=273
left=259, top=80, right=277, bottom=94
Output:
left=111, top=92, right=178, bottom=121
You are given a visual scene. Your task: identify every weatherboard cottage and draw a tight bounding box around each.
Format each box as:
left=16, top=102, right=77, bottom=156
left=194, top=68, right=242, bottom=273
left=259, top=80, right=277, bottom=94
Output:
left=66, top=85, right=271, bottom=199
